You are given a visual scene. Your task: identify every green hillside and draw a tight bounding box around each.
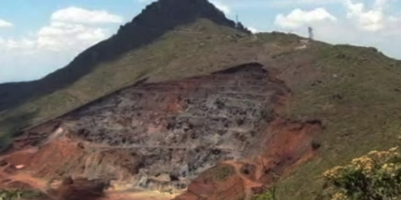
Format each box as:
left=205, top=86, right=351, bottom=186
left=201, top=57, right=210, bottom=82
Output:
left=273, top=44, right=401, bottom=199
left=0, top=19, right=252, bottom=138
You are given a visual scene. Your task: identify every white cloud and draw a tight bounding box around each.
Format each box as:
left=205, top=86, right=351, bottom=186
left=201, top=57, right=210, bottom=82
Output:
left=36, top=21, right=108, bottom=51
left=248, top=27, right=260, bottom=33
left=0, top=7, right=122, bottom=83
left=1, top=10, right=113, bottom=53
left=51, top=7, right=123, bottom=24
left=343, top=0, right=398, bottom=32
left=0, top=19, right=13, bottom=28
left=270, top=0, right=340, bottom=7
left=270, top=0, right=401, bottom=60
left=210, top=1, right=231, bottom=14
left=274, top=8, right=337, bottom=29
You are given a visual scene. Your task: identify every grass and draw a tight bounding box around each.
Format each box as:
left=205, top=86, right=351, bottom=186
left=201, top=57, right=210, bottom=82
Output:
left=199, top=164, right=236, bottom=183
left=253, top=192, right=276, bottom=200
left=213, top=165, right=236, bottom=182
left=273, top=44, right=401, bottom=200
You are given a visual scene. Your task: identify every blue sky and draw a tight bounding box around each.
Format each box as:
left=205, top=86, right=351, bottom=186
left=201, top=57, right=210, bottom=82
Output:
left=0, top=0, right=400, bottom=83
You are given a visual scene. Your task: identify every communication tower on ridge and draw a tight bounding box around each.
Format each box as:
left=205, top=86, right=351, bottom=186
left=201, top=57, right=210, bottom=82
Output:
left=308, top=26, right=314, bottom=41
left=235, top=14, right=239, bottom=28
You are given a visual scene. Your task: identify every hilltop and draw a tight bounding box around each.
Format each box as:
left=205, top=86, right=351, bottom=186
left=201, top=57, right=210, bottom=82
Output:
left=1, top=0, right=401, bottom=199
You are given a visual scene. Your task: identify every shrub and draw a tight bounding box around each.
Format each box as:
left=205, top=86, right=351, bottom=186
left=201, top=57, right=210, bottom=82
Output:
left=0, top=189, right=22, bottom=200
left=214, top=165, right=235, bottom=181
left=253, top=171, right=278, bottom=200
left=253, top=190, right=276, bottom=200
left=323, top=143, right=401, bottom=200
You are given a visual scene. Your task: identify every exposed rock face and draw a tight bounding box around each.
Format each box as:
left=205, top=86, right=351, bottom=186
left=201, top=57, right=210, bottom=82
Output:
left=69, top=64, right=281, bottom=166
left=59, top=63, right=286, bottom=187
left=2, top=63, right=322, bottom=199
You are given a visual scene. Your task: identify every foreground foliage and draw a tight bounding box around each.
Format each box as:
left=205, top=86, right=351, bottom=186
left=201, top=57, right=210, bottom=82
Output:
left=0, top=189, right=22, bottom=200
left=253, top=172, right=278, bottom=200
left=0, top=189, right=42, bottom=200
left=253, top=190, right=276, bottom=200
left=323, top=141, right=401, bottom=200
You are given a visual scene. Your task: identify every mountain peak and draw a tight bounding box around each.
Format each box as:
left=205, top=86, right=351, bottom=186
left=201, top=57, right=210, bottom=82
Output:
left=76, top=0, right=250, bottom=66
left=0, top=0, right=251, bottom=115
left=118, top=0, right=249, bottom=35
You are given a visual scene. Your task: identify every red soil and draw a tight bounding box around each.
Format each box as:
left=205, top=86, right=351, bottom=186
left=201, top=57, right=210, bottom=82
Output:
left=174, top=118, right=322, bottom=200
left=0, top=116, right=321, bottom=200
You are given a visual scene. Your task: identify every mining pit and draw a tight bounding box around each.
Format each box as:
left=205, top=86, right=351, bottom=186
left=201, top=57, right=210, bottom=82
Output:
left=0, top=63, right=322, bottom=200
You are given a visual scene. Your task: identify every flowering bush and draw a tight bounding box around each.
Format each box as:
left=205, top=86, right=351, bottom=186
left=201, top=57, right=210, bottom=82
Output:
left=323, top=146, right=401, bottom=200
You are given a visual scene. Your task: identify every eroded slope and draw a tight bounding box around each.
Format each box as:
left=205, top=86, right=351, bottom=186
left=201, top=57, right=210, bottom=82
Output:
left=0, top=63, right=321, bottom=200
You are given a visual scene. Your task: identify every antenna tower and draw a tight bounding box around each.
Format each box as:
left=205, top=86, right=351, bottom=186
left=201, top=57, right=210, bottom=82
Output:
left=308, top=26, right=314, bottom=41
left=235, top=14, right=239, bottom=28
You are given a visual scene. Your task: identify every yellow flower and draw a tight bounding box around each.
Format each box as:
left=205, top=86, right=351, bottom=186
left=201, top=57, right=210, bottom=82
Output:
left=324, top=166, right=344, bottom=179
left=368, top=150, right=379, bottom=156
left=389, top=147, right=398, bottom=152
left=351, top=156, right=375, bottom=172
left=331, top=192, right=349, bottom=200
left=380, top=163, right=399, bottom=175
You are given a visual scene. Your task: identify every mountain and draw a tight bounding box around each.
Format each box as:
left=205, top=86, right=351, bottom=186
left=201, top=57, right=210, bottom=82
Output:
left=1, top=0, right=401, bottom=199
left=0, top=0, right=250, bottom=135
left=0, top=0, right=249, bottom=111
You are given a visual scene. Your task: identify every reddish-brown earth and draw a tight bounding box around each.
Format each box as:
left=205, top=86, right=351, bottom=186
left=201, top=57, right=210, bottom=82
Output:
left=174, top=118, right=321, bottom=200
left=0, top=63, right=322, bottom=200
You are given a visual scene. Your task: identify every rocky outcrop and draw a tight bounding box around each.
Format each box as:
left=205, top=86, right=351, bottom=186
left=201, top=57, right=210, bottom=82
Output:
left=64, top=63, right=284, bottom=182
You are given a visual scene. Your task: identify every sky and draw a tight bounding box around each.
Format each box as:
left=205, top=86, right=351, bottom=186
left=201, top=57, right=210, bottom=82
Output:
left=0, top=0, right=400, bottom=83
